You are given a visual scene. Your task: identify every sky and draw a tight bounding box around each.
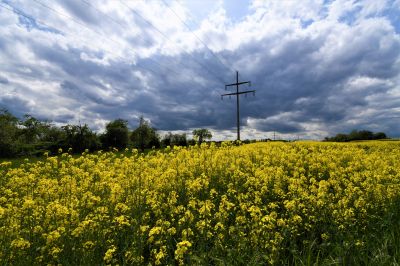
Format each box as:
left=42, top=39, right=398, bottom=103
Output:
left=0, top=0, right=400, bottom=140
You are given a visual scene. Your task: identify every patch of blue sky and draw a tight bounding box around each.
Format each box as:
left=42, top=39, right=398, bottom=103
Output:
left=183, top=0, right=220, bottom=29
left=301, top=19, right=315, bottom=28
left=222, top=0, right=251, bottom=23
left=17, top=12, right=63, bottom=35
left=319, top=0, right=333, bottom=19
left=2, top=1, right=63, bottom=35
left=335, top=0, right=399, bottom=32
left=338, top=5, right=362, bottom=26
left=383, top=3, right=400, bottom=33
left=169, top=0, right=251, bottom=30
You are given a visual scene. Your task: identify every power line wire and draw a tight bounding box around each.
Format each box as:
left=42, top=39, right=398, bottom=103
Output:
left=0, top=2, right=60, bottom=34
left=168, top=1, right=252, bottom=81
left=79, top=0, right=182, bottom=78
left=1, top=0, right=222, bottom=92
left=161, top=0, right=236, bottom=74
left=119, top=0, right=227, bottom=84
left=0, top=2, right=165, bottom=78
left=33, top=0, right=223, bottom=88
left=32, top=0, right=130, bottom=54
left=78, top=0, right=221, bottom=91
left=80, top=0, right=122, bottom=27
left=32, top=0, right=201, bottom=80
left=31, top=0, right=187, bottom=79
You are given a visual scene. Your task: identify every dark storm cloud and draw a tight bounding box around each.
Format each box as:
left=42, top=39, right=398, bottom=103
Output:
left=1, top=0, right=400, bottom=138
left=216, top=18, right=400, bottom=135
left=0, top=76, right=9, bottom=84
left=253, top=120, right=303, bottom=134
left=53, top=113, right=75, bottom=123
left=57, top=0, right=100, bottom=25
left=0, top=94, right=31, bottom=118
left=92, top=49, right=234, bottom=131
left=79, top=16, right=400, bottom=134
left=31, top=42, right=152, bottom=106
left=33, top=44, right=102, bottom=78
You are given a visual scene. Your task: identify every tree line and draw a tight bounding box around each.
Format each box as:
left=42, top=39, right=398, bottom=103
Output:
left=325, top=130, right=387, bottom=142
left=0, top=109, right=212, bottom=158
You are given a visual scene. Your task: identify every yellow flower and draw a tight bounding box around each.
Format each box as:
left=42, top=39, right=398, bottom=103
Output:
left=148, top=226, right=162, bottom=243
left=11, top=238, right=31, bottom=250
left=1, top=140, right=400, bottom=264
left=0, top=206, right=5, bottom=218
left=175, top=241, right=192, bottom=265
left=114, top=215, right=130, bottom=227
left=155, top=246, right=167, bottom=265
left=83, top=241, right=95, bottom=250
left=103, top=245, right=117, bottom=264
left=321, top=233, right=329, bottom=241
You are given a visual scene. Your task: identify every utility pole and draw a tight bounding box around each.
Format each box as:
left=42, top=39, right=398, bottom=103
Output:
left=221, top=71, right=255, bottom=141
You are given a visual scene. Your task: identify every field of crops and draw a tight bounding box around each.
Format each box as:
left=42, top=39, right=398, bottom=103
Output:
left=1, top=141, right=400, bottom=265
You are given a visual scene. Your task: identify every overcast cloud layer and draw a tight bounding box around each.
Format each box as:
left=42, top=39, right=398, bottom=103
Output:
left=1, top=0, right=400, bottom=140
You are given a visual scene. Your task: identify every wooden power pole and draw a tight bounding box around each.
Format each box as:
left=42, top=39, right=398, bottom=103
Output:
left=221, top=71, right=255, bottom=141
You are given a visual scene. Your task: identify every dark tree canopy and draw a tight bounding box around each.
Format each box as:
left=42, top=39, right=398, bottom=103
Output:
left=131, top=117, right=160, bottom=151
left=61, top=124, right=100, bottom=153
left=162, top=132, right=187, bottom=147
left=102, top=119, right=129, bottom=149
left=0, top=109, right=19, bottom=157
left=325, top=130, right=387, bottom=142
left=192, top=128, right=212, bottom=144
left=0, top=110, right=208, bottom=158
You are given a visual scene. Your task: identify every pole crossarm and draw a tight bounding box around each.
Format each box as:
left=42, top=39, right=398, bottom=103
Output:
left=221, top=71, right=256, bottom=141
left=225, top=81, right=251, bottom=88
left=221, top=90, right=256, bottom=97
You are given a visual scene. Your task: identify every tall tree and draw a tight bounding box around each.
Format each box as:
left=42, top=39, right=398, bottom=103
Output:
left=0, top=109, right=19, bottom=157
left=162, top=132, right=187, bottom=147
left=18, top=115, right=66, bottom=156
left=61, top=124, right=100, bottom=153
left=374, top=132, right=387, bottom=139
left=19, top=114, right=54, bottom=143
left=192, top=128, right=212, bottom=144
left=102, top=119, right=129, bottom=149
left=131, top=117, right=159, bottom=151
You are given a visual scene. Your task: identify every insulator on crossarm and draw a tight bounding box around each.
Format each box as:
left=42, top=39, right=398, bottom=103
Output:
left=253, top=91, right=255, bottom=96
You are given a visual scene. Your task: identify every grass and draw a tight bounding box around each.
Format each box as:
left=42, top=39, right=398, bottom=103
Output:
left=0, top=148, right=149, bottom=168
left=0, top=156, right=44, bottom=168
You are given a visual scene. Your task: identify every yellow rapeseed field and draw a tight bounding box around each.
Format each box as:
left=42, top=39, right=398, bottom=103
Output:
left=1, top=141, right=400, bottom=265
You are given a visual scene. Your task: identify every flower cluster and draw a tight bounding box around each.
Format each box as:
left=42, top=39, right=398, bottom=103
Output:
left=0, top=141, right=399, bottom=264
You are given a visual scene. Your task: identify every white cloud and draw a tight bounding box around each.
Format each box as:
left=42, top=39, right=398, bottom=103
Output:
left=1, top=0, right=400, bottom=139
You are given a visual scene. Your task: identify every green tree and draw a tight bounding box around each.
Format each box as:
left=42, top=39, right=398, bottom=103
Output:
left=41, top=125, right=65, bottom=143
left=374, top=132, right=387, bottom=139
left=102, top=119, right=129, bottom=149
left=325, top=130, right=388, bottom=142
left=162, top=132, right=187, bottom=147
left=19, top=115, right=42, bottom=143
left=192, top=128, right=212, bottom=144
left=61, top=124, right=100, bottom=153
left=18, top=115, right=64, bottom=156
left=349, top=130, right=374, bottom=141
left=173, top=133, right=187, bottom=146
left=19, top=114, right=58, bottom=144
left=0, top=109, right=19, bottom=157
left=131, top=117, right=159, bottom=152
